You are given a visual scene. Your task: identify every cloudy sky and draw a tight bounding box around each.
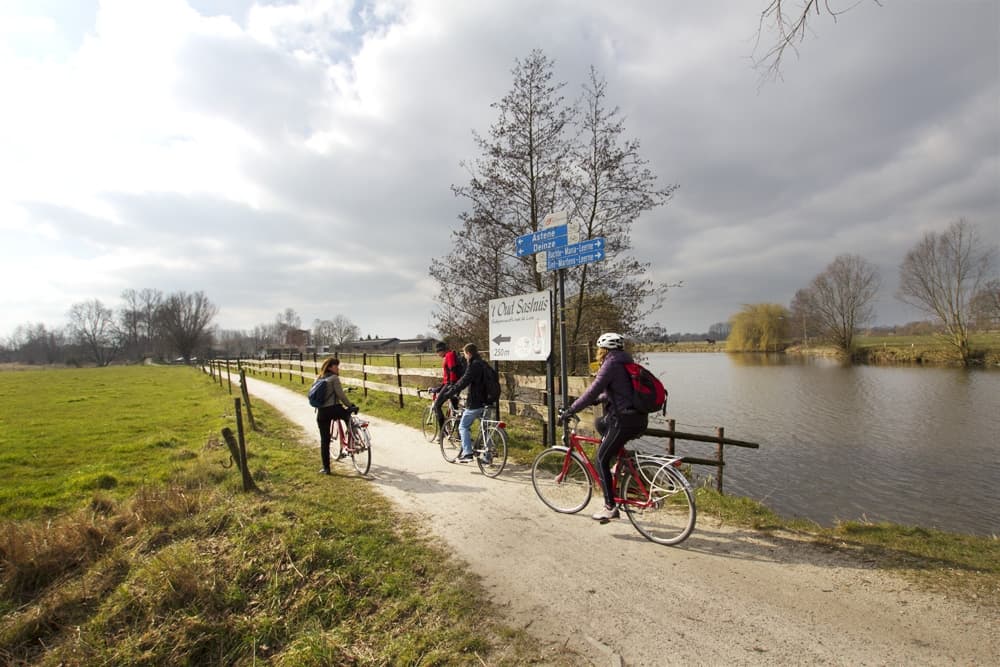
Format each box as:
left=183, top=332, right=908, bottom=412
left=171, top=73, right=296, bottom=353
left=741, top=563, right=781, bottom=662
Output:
left=1, top=0, right=997, bottom=341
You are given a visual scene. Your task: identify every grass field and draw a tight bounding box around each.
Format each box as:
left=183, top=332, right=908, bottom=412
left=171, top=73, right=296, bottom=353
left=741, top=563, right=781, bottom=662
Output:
left=0, top=366, right=558, bottom=665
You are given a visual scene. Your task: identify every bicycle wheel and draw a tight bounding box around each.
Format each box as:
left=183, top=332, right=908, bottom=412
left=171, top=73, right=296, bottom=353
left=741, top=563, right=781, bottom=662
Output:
left=531, top=447, right=592, bottom=514
left=421, top=405, right=439, bottom=443
left=476, top=425, right=508, bottom=478
left=350, top=425, right=372, bottom=475
left=439, top=416, right=460, bottom=462
left=621, top=462, right=696, bottom=546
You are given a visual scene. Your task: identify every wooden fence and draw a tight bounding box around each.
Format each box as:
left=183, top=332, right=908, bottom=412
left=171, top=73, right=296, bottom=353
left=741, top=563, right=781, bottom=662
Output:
left=205, top=354, right=758, bottom=492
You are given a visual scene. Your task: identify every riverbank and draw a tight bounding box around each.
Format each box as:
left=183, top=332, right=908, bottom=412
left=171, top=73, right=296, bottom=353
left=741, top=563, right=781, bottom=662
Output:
left=639, top=333, right=1000, bottom=366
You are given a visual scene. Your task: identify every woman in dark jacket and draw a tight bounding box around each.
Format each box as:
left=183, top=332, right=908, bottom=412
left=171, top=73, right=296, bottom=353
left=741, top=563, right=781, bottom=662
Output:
left=561, top=333, right=648, bottom=521
left=442, top=343, right=489, bottom=462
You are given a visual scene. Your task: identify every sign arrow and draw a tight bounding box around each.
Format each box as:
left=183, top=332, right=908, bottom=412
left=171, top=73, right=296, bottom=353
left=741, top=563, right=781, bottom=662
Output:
left=492, top=334, right=511, bottom=345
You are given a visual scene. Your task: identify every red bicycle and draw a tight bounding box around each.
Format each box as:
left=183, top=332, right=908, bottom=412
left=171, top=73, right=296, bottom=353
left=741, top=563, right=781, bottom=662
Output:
left=530, top=413, right=696, bottom=545
left=331, top=406, right=371, bottom=475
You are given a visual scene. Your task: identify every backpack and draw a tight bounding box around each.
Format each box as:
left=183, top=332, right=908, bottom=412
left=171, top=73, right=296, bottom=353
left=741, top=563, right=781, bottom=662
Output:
left=482, top=362, right=501, bottom=404
left=449, top=352, right=467, bottom=383
left=307, top=377, right=328, bottom=408
left=622, top=362, right=667, bottom=414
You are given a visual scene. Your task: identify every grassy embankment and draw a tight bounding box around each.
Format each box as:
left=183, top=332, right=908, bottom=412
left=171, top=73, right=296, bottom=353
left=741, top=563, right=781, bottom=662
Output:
left=0, top=365, right=564, bottom=666
left=249, top=363, right=999, bottom=608
left=640, top=332, right=1000, bottom=365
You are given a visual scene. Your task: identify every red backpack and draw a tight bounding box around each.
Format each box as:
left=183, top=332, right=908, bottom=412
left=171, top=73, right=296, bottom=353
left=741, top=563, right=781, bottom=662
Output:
left=622, top=362, right=667, bottom=414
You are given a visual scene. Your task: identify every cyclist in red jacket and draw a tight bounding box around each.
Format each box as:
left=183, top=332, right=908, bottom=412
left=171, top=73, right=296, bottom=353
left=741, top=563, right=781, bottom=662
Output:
left=432, top=341, right=464, bottom=443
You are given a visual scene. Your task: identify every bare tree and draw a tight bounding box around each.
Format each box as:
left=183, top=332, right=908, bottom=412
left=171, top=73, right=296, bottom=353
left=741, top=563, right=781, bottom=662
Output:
left=120, top=288, right=164, bottom=360
left=897, top=219, right=997, bottom=364
left=214, top=328, right=257, bottom=358
left=158, top=291, right=218, bottom=362
left=754, top=0, right=882, bottom=81
left=788, top=288, right=822, bottom=345
left=9, top=322, right=65, bottom=364
left=68, top=299, right=120, bottom=366
left=970, top=279, right=1000, bottom=330
left=708, top=321, right=732, bottom=341
left=800, top=254, right=880, bottom=352
left=436, top=51, right=675, bottom=363
left=434, top=50, right=574, bottom=340
left=330, top=315, right=360, bottom=349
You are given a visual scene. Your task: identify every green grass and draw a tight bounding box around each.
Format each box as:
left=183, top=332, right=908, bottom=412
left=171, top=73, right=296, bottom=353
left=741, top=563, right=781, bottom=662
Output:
left=0, top=366, right=563, bottom=666
left=696, top=486, right=1000, bottom=606
left=0, top=366, right=237, bottom=519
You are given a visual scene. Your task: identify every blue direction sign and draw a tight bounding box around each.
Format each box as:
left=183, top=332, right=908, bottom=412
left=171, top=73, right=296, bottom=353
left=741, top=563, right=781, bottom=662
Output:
left=545, top=237, right=606, bottom=270
left=515, top=224, right=569, bottom=257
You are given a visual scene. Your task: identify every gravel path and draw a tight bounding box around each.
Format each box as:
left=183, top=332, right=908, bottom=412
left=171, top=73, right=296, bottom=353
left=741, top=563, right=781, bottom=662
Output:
left=241, top=376, right=998, bottom=666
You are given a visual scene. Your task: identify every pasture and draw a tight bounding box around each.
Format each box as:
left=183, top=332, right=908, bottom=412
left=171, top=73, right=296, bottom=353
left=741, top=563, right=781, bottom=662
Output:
left=0, top=365, right=551, bottom=665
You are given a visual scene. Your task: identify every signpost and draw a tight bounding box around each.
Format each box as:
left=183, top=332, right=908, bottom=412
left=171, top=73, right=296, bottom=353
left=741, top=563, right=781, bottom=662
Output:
left=488, top=290, right=551, bottom=361
left=515, top=225, right=568, bottom=257
left=513, top=211, right=610, bottom=449
left=545, top=237, right=605, bottom=271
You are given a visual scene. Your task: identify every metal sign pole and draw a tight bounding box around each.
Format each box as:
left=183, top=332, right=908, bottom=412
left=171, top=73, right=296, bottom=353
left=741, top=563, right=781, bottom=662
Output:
left=547, top=275, right=557, bottom=447
left=558, top=268, right=569, bottom=442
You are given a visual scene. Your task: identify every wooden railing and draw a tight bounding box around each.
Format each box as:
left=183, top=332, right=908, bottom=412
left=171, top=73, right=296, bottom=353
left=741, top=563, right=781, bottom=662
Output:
left=205, top=355, right=759, bottom=492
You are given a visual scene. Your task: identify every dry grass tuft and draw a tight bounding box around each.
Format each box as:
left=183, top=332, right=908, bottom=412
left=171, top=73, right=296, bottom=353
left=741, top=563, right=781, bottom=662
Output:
left=0, top=512, right=118, bottom=603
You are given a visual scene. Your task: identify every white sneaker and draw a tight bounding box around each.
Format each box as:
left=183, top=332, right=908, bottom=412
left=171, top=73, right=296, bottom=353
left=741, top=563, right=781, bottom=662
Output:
left=592, top=505, right=620, bottom=521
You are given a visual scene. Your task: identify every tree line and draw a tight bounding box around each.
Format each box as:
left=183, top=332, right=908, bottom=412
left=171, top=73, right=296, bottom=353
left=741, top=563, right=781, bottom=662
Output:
left=2, top=291, right=363, bottom=366
left=3, top=289, right=217, bottom=366
left=727, top=219, right=999, bottom=364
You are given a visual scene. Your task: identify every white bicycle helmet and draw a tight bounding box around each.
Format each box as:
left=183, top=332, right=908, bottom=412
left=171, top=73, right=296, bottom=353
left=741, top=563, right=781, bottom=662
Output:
left=595, top=332, right=625, bottom=350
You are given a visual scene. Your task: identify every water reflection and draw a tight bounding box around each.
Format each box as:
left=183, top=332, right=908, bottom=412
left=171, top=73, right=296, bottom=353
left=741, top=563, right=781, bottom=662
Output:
left=645, top=353, right=1000, bottom=537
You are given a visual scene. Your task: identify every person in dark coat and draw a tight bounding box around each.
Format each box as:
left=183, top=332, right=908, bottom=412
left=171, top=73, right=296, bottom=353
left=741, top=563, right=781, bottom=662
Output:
left=561, top=333, right=648, bottom=521
left=442, top=343, right=489, bottom=463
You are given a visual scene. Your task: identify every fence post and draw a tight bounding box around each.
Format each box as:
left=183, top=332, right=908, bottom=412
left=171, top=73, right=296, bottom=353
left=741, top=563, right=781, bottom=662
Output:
left=299, top=353, right=304, bottom=384
left=715, top=426, right=725, bottom=494
left=234, top=398, right=257, bottom=491
left=225, top=359, right=233, bottom=395
left=667, top=418, right=676, bottom=455
left=363, top=353, right=369, bottom=398
left=221, top=426, right=241, bottom=473
left=395, top=353, right=404, bottom=408
left=239, top=369, right=256, bottom=431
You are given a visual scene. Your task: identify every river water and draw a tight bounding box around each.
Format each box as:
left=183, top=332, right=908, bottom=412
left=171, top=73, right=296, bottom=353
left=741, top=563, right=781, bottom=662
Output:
left=640, top=353, right=999, bottom=537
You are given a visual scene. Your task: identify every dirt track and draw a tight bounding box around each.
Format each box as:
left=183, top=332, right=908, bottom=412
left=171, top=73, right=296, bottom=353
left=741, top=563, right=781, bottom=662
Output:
left=241, top=376, right=998, bottom=666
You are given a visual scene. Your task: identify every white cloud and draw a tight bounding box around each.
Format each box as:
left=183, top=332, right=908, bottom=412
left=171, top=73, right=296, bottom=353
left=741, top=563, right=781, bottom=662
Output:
left=0, top=0, right=997, bottom=340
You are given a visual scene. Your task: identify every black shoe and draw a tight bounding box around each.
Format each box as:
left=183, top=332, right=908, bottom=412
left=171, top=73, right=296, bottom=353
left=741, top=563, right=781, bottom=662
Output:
left=456, top=453, right=474, bottom=463
left=336, top=451, right=347, bottom=460
left=319, top=468, right=331, bottom=475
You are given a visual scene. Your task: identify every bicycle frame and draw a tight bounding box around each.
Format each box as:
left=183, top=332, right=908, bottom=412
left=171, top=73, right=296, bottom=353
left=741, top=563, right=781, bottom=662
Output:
left=329, top=408, right=372, bottom=475
left=331, top=415, right=354, bottom=451
left=559, top=427, right=683, bottom=509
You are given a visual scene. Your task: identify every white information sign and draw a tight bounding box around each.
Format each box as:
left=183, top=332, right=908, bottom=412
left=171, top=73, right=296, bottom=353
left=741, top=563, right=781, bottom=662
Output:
left=488, top=290, right=552, bottom=361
